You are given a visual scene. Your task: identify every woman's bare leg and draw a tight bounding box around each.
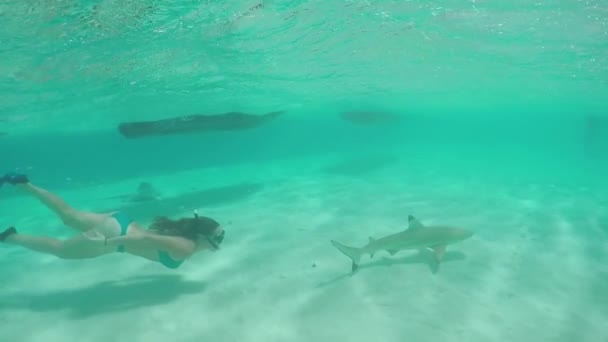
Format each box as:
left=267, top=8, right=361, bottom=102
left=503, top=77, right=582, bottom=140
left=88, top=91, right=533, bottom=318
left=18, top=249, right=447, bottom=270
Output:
left=3, top=230, right=111, bottom=259
left=3, top=232, right=63, bottom=256
left=17, top=183, right=109, bottom=232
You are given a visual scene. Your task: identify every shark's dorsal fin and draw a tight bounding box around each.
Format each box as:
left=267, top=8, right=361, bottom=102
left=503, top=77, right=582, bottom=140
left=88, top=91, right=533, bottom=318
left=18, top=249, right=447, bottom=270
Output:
left=408, top=215, right=425, bottom=231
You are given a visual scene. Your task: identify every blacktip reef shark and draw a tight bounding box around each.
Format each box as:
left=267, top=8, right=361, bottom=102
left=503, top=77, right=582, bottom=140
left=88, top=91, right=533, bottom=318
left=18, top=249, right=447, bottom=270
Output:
left=331, top=215, right=474, bottom=272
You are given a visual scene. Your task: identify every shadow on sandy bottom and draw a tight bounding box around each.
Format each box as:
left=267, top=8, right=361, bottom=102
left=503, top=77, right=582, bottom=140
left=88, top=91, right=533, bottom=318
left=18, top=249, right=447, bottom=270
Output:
left=320, top=155, right=399, bottom=176
left=0, top=274, right=206, bottom=319
left=104, top=182, right=264, bottom=219
left=317, top=250, right=467, bottom=288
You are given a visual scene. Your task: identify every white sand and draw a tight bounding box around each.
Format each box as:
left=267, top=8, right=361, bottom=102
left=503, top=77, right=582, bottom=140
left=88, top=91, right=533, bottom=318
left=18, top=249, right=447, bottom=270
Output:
left=1, top=153, right=607, bottom=342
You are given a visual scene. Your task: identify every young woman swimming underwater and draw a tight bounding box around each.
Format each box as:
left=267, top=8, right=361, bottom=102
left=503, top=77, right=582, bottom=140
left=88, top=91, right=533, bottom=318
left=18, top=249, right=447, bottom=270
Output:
left=0, top=173, right=225, bottom=269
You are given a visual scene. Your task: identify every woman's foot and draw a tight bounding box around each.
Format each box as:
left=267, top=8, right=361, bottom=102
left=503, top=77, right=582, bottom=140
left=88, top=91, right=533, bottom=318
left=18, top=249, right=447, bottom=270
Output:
left=0, top=172, right=29, bottom=187
left=0, top=226, right=17, bottom=242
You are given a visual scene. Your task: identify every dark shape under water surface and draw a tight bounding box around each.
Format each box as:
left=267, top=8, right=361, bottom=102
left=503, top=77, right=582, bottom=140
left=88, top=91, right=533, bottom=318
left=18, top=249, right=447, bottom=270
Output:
left=118, top=111, right=284, bottom=138
left=340, top=111, right=401, bottom=125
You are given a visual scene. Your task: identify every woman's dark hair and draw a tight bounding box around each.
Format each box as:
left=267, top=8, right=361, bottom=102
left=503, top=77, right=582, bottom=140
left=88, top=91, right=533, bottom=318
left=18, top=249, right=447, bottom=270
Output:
left=149, top=215, right=220, bottom=241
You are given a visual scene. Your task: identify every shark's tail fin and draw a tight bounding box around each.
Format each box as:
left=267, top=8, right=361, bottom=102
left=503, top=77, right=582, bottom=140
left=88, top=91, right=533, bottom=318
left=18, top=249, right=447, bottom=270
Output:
left=331, top=240, right=362, bottom=272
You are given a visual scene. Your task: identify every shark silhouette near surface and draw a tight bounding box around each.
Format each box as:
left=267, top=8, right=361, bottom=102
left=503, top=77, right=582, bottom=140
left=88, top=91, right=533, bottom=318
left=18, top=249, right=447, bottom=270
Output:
left=118, top=111, right=284, bottom=138
left=331, top=215, right=474, bottom=272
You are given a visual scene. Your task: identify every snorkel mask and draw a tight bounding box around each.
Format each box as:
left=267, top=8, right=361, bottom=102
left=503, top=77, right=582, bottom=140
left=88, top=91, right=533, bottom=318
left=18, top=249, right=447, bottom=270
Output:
left=193, top=209, right=225, bottom=250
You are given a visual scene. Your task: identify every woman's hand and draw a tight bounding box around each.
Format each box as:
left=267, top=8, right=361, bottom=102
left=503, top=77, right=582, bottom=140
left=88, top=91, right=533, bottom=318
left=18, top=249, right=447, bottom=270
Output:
left=82, top=229, right=109, bottom=247
left=83, top=229, right=105, bottom=242
left=104, top=228, right=147, bottom=247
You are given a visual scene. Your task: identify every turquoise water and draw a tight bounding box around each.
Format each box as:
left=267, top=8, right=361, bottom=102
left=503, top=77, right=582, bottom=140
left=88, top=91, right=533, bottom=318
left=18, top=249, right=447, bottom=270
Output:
left=1, top=1, right=607, bottom=341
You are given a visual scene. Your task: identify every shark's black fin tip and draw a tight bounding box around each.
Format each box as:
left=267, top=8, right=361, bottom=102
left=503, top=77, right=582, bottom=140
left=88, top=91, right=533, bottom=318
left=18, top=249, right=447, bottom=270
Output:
left=408, top=214, right=415, bottom=221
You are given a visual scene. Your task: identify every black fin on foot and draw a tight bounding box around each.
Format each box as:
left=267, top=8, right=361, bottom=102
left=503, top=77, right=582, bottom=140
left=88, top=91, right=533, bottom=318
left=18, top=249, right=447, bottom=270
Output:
left=3, top=173, right=28, bottom=185
left=0, top=226, right=17, bottom=241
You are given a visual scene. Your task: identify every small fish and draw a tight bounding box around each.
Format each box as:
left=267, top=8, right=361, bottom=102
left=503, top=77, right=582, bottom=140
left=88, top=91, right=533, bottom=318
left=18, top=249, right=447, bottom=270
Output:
left=331, top=215, right=473, bottom=272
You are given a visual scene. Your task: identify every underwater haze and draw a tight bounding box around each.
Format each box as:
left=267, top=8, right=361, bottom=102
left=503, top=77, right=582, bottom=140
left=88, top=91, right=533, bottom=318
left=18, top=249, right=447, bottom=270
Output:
left=1, top=1, right=607, bottom=342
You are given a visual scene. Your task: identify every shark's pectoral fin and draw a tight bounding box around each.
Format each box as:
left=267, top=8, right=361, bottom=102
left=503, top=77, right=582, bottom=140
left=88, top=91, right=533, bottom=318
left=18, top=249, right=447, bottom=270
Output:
left=387, top=249, right=399, bottom=256
left=432, top=245, right=446, bottom=263
left=368, top=237, right=376, bottom=258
